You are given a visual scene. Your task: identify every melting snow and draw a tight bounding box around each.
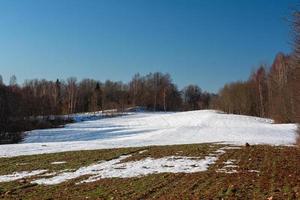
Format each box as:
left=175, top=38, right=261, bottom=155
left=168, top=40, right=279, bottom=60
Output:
left=16, top=163, right=29, bottom=166
left=217, top=159, right=239, bottom=174
left=31, top=148, right=227, bottom=185
left=248, top=170, right=260, bottom=173
left=221, top=146, right=242, bottom=150
left=51, top=161, right=67, bottom=165
left=216, top=168, right=238, bottom=174
left=223, top=159, right=237, bottom=165
left=0, top=170, right=47, bottom=183
left=138, top=150, right=148, bottom=154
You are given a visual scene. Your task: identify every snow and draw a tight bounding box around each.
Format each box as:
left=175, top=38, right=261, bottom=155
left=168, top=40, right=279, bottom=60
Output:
left=217, top=159, right=260, bottom=174
left=216, top=168, right=238, bottom=174
left=138, top=150, right=148, bottom=154
left=32, top=147, right=226, bottom=185
left=16, top=163, right=29, bottom=166
left=0, top=110, right=297, bottom=157
left=51, top=161, right=67, bottom=165
left=217, top=158, right=239, bottom=174
left=248, top=170, right=260, bottom=173
left=223, top=159, right=237, bottom=165
left=221, top=146, right=241, bottom=150
left=0, top=170, right=47, bottom=183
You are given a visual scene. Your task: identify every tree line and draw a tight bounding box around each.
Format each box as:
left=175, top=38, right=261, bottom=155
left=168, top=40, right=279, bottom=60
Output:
left=211, top=10, right=300, bottom=125
left=0, top=72, right=215, bottom=136
left=211, top=53, right=299, bottom=123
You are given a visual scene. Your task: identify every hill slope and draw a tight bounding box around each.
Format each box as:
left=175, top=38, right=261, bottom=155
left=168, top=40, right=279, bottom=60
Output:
left=0, top=110, right=296, bottom=157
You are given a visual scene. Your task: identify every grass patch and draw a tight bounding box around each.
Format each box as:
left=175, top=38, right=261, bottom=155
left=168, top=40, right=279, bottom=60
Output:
left=0, top=147, right=143, bottom=175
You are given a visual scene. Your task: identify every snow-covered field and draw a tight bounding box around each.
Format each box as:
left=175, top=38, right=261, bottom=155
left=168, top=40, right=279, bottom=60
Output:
left=0, top=110, right=297, bottom=157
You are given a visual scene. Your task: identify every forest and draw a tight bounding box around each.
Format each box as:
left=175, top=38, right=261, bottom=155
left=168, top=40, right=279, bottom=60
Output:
left=0, top=72, right=212, bottom=126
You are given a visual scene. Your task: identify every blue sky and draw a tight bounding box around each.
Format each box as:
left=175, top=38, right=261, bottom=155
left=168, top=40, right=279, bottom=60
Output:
left=0, top=0, right=296, bottom=92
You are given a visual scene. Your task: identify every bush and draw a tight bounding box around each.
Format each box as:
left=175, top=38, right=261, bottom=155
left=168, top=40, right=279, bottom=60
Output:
left=0, top=117, right=74, bottom=144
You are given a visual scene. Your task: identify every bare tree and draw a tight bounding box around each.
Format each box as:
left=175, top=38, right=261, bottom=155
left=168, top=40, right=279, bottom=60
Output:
left=183, top=85, right=202, bottom=110
left=9, top=75, right=17, bottom=86
left=0, top=75, right=3, bottom=85
left=250, top=65, right=268, bottom=117
left=292, top=10, right=300, bottom=123
left=66, top=77, right=78, bottom=114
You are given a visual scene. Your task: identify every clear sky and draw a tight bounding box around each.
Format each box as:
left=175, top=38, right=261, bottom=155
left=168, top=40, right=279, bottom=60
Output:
left=0, top=0, right=297, bottom=92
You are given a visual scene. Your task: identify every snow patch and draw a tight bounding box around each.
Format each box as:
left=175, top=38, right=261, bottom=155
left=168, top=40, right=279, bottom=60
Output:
left=248, top=170, right=260, bottom=173
left=51, top=161, right=67, bottom=165
left=216, top=168, right=238, bottom=174
left=217, top=159, right=239, bottom=174
left=16, top=163, right=29, bottom=166
left=223, top=159, right=237, bottom=165
left=138, top=150, right=148, bottom=154
left=0, top=170, right=47, bottom=183
left=32, top=147, right=226, bottom=185
left=221, top=146, right=242, bottom=150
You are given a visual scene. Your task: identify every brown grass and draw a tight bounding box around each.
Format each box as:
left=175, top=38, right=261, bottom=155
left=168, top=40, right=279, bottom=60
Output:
left=0, top=144, right=300, bottom=199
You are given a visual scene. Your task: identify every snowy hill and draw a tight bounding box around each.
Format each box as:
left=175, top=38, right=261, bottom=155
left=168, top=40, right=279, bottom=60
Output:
left=0, top=110, right=297, bottom=157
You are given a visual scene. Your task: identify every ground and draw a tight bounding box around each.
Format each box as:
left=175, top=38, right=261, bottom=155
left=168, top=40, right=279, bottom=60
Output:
left=0, top=110, right=296, bottom=157
left=0, top=111, right=298, bottom=199
left=0, top=143, right=300, bottom=200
